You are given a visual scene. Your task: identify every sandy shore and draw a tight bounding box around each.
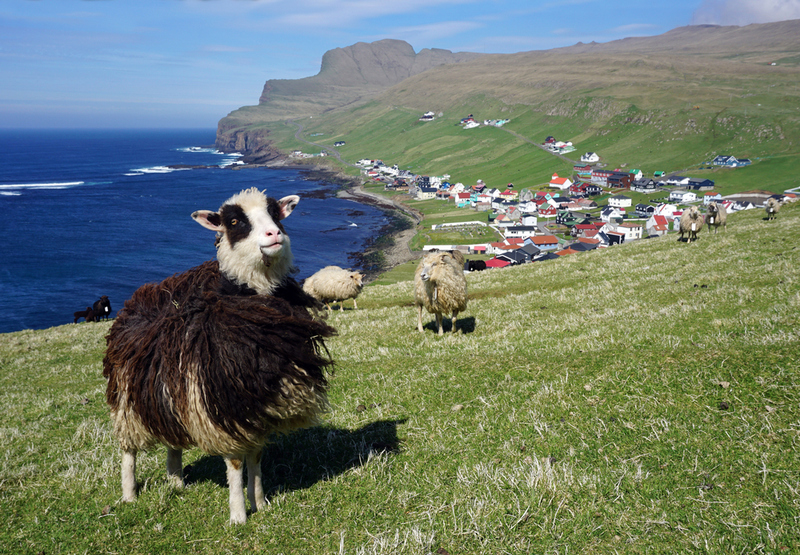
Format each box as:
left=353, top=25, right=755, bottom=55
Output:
left=335, top=184, right=423, bottom=271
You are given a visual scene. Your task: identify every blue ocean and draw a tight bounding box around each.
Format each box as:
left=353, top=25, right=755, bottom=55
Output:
left=0, top=129, right=388, bottom=334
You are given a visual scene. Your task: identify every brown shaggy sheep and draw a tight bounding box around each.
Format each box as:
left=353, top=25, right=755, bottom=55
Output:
left=103, top=188, right=335, bottom=524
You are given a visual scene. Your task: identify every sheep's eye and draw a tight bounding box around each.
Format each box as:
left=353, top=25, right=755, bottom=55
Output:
left=230, top=219, right=238, bottom=226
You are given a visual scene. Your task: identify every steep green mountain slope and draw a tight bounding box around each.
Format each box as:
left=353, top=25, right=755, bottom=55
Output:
left=218, top=21, right=800, bottom=193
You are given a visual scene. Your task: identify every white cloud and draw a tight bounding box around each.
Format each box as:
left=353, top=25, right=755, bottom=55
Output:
left=692, top=0, right=800, bottom=25
left=381, top=20, right=483, bottom=45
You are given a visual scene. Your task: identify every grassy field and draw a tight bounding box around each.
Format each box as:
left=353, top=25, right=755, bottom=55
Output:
left=1, top=202, right=798, bottom=554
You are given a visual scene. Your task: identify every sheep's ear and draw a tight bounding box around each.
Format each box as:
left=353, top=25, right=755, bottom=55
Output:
left=278, top=195, right=300, bottom=220
left=450, top=250, right=465, bottom=266
left=192, top=210, right=224, bottom=232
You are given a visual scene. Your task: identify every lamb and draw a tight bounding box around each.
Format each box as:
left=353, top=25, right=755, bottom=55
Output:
left=93, top=295, right=112, bottom=320
left=765, top=197, right=781, bottom=220
left=302, top=265, right=364, bottom=311
left=73, top=306, right=95, bottom=323
left=705, top=201, right=727, bottom=234
left=103, top=187, right=336, bottom=525
left=679, top=205, right=704, bottom=243
left=414, top=249, right=468, bottom=336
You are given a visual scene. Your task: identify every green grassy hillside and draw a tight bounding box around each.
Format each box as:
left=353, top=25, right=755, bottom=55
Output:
left=230, top=21, right=800, bottom=196
left=1, top=203, right=797, bottom=553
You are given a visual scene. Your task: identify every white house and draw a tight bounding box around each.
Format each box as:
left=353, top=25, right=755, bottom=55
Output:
left=617, top=222, right=643, bottom=241
left=521, top=214, right=538, bottom=226
left=581, top=152, right=600, bottom=163
left=600, top=206, right=626, bottom=222
left=665, top=175, right=691, bottom=187
left=608, top=194, right=632, bottom=208
left=654, top=203, right=679, bottom=218
left=669, top=190, right=697, bottom=203
left=549, top=173, right=573, bottom=190
left=504, top=225, right=539, bottom=239
left=416, top=187, right=438, bottom=200
left=703, top=192, right=723, bottom=205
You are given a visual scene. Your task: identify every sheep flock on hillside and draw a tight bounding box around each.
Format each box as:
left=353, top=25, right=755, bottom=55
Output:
left=103, top=188, right=336, bottom=524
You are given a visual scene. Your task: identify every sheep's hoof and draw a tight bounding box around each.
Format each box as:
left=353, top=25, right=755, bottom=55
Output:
left=229, top=512, right=247, bottom=525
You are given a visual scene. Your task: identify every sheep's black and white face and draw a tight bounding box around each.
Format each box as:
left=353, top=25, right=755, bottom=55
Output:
left=192, top=188, right=300, bottom=293
left=707, top=203, right=718, bottom=216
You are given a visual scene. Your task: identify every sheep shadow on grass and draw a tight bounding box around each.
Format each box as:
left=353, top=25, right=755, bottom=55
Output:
left=183, top=418, right=406, bottom=498
left=419, top=315, right=476, bottom=335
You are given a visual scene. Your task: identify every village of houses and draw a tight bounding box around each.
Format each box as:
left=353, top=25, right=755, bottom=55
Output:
left=351, top=129, right=795, bottom=267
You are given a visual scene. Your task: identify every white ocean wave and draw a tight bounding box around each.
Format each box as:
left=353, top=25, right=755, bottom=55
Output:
left=0, top=181, right=85, bottom=190
left=130, top=166, right=190, bottom=174
left=178, top=146, right=216, bottom=153
left=0, top=191, right=22, bottom=196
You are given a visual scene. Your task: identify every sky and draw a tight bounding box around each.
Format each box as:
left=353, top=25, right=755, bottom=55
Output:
left=1, top=0, right=799, bottom=129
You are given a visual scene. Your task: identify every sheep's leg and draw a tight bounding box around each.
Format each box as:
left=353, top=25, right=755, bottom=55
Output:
left=224, top=455, right=247, bottom=524
left=246, top=448, right=266, bottom=512
left=436, top=313, right=444, bottom=336
left=451, top=311, right=459, bottom=334
left=339, top=300, right=344, bottom=311
left=353, top=298, right=358, bottom=310
left=121, top=449, right=137, bottom=502
left=417, top=305, right=424, bottom=333
left=166, top=447, right=183, bottom=488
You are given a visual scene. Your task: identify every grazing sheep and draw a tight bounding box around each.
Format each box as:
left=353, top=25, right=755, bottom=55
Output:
left=679, top=206, right=704, bottom=243
left=706, top=201, right=727, bottom=234
left=466, top=259, right=487, bottom=272
left=303, top=266, right=364, bottom=311
left=765, top=197, right=781, bottom=220
left=93, top=295, right=112, bottom=321
left=73, top=306, right=95, bottom=323
left=414, top=249, right=468, bottom=336
left=103, top=188, right=336, bottom=525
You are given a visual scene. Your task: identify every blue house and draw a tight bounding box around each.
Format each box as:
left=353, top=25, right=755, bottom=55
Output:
left=712, top=155, right=752, bottom=167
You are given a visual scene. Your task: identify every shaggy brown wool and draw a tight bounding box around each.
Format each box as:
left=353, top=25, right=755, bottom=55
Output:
left=103, top=261, right=336, bottom=453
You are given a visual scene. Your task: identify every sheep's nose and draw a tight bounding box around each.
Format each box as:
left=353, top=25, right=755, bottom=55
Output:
left=265, top=229, right=282, bottom=237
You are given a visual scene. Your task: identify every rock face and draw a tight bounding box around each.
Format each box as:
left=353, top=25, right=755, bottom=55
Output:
left=215, top=39, right=481, bottom=161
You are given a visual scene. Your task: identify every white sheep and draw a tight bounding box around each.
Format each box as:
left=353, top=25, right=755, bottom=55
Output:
left=414, top=249, right=468, bottom=335
left=103, top=188, right=335, bottom=525
left=765, top=197, right=781, bottom=220
left=679, top=205, right=704, bottom=243
left=706, top=201, right=727, bottom=233
left=303, top=265, right=364, bottom=311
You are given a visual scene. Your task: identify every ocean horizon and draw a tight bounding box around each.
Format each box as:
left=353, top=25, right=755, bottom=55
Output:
left=0, top=128, right=388, bottom=334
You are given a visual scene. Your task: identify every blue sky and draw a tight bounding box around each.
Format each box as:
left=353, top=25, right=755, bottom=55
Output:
left=2, top=0, right=799, bottom=129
